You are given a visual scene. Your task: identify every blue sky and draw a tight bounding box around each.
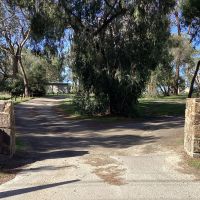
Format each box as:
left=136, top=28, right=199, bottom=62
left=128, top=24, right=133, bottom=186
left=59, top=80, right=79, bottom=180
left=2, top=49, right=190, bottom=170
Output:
left=170, top=24, right=200, bottom=50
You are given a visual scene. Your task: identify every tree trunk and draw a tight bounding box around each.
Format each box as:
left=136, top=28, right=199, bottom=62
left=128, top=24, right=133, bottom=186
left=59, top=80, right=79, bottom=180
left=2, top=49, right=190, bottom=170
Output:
left=188, top=60, right=200, bottom=98
left=174, top=10, right=181, bottom=96
left=175, top=11, right=181, bottom=36
left=109, top=94, right=113, bottom=115
left=19, top=58, right=29, bottom=97
left=12, top=55, right=18, bottom=78
left=174, top=63, right=180, bottom=95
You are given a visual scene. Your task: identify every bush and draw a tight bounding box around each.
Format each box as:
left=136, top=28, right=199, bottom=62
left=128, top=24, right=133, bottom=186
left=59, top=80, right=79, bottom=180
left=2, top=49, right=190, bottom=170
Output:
left=28, top=65, right=47, bottom=97
left=3, top=78, right=24, bottom=98
left=73, top=92, right=109, bottom=115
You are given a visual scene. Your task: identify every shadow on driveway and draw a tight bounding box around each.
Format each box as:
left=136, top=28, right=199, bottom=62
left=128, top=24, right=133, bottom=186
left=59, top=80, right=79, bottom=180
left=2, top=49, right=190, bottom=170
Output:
left=0, top=97, right=184, bottom=171
left=0, top=179, right=80, bottom=199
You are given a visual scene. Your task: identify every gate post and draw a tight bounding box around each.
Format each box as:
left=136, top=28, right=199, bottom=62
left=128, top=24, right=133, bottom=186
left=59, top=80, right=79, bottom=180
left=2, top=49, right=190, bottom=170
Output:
left=0, top=101, right=15, bottom=157
left=184, top=98, right=200, bottom=157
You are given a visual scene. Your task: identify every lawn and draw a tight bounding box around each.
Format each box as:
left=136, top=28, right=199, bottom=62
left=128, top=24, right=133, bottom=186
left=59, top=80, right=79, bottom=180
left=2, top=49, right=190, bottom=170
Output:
left=138, top=95, right=186, bottom=117
left=59, top=94, right=187, bottom=119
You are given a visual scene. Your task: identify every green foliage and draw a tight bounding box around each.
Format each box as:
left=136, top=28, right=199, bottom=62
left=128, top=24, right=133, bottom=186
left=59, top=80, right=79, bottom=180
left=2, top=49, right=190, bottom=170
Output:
left=28, top=65, right=46, bottom=97
left=71, top=1, right=174, bottom=116
left=22, top=51, right=47, bottom=96
left=73, top=93, right=109, bottom=115
left=182, top=0, right=200, bottom=22
left=12, top=0, right=176, bottom=116
left=182, top=0, right=200, bottom=43
left=171, top=36, right=194, bottom=66
left=1, top=78, right=24, bottom=99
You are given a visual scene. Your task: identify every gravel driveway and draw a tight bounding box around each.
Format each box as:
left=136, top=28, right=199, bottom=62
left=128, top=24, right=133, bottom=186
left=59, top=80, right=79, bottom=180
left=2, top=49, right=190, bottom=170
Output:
left=0, top=96, right=200, bottom=200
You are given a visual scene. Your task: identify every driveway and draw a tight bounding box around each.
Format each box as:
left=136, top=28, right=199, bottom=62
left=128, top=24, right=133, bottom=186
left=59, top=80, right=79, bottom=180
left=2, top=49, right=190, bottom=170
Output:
left=0, top=96, right=200, bottom=200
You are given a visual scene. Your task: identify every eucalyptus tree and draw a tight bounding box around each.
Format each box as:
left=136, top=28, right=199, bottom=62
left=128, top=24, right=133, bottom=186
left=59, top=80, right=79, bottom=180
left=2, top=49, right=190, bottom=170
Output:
left=0, top=0, right=31, bottom=96
left=0, top=50, right=10, bottom=83
left=182, top=0, right=200, bottom=97
left=68, top=1, right=175, bottom=115
left=15, top=0, right=175, bottom=115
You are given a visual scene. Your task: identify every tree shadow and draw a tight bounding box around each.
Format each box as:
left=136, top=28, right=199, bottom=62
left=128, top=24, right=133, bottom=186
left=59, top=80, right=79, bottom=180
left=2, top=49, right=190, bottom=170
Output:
left=0, top=150, right=88, bottom=170
left=0, top=179, right=80, bottom=199
left=15, top=103, right=184, bottom=133
left=0, top=100, right=184, bottom=171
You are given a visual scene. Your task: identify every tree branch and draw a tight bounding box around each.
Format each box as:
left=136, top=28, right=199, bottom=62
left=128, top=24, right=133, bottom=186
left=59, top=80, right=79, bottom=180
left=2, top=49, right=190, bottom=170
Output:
left=188, top=60, right=200, bottom=98
left=20, top=28, right=31, bottom=48
left=93, top=8, right=127, bottom=36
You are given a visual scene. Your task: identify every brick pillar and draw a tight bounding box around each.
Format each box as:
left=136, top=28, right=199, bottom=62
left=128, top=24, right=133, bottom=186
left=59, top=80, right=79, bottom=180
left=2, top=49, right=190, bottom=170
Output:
left=184, top=98, right=200, bottom=158
left=0, top=101, right=15, bottom=157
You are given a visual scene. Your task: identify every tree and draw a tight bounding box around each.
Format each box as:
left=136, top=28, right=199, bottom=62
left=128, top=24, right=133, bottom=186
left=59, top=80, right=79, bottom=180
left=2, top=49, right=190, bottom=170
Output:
left=69, top=1, right=175, bottom=115
left=173, top=0, right=182, bottom=95
left=182, top=0, right=200, bottom=97
left=14, top=0, right=175, bottom=115
left=22, top=49, right=66, bottom=96
left=0, top=50, right=10, bottom=83
left=171, top=35, right=195, bottom=93
left=0, top=0, right=31, bottom=96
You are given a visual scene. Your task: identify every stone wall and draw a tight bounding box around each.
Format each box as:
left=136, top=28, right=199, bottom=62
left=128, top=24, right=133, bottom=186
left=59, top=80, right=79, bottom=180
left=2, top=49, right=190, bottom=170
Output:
left=0, top=101, right=15, bottom=157
left=184, top=98, right=200, bottom=158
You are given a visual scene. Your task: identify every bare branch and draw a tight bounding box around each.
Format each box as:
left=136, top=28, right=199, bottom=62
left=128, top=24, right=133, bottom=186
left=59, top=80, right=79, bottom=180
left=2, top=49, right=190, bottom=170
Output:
left=0, top=14, right=15, bottom=24
left=20, top=28, right=31, bottom=48
left=93, top=8, right=127, bottom=36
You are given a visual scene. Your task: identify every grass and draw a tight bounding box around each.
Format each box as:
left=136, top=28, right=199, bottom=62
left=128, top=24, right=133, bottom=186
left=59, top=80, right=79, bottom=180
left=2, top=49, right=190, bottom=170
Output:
left=59, top=97, right=82, bottom=118
left=138, top=95, right=186, bottom=117
left=0, top=93, right=33, bottom=104
left=140, top=94, right=187, bottom=101
left=59, top=94, right=187, bottom=121
left=58, top=95, right=129, bottom=122
left=0, top=93, right=11, bottom=100
left=188, top=159, right=200, bottom=170
left=13, top=97, right=33, bottom=104
left=138, top=101, right=185, bottom=117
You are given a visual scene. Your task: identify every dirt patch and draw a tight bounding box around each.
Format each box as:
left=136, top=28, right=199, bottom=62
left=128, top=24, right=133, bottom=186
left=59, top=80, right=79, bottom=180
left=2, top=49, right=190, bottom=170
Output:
left=85, top=155, right=119, bottom=167
left=177, top=152, right=200, bottom=180
left=94, top=166, right=126, bottom=186
left=0, top=151, right=34, bottom=185
left=84, top=155, right=126, bottom=185
left=141, top=144, right=158, bottom=154
left=0, top=171, right=15, bottom=185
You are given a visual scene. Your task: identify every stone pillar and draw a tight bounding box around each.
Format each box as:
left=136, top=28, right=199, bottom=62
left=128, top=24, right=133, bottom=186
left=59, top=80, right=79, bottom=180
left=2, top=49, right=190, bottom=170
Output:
left=184, top=98, right=200, bottom=158
left=0, top=101, right=15, bottom=157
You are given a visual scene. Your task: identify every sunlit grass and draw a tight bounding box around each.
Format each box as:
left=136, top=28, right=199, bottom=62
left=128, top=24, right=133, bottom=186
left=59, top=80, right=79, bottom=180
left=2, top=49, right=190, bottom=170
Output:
left=0, top=93, right=33, bottom=104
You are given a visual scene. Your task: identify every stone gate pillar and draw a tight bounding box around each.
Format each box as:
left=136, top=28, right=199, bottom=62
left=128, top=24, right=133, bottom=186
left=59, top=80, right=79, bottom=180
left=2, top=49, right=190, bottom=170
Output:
left=0, top=101, right=15, bottom=157
left=184, top=98, right=200, bottom=157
